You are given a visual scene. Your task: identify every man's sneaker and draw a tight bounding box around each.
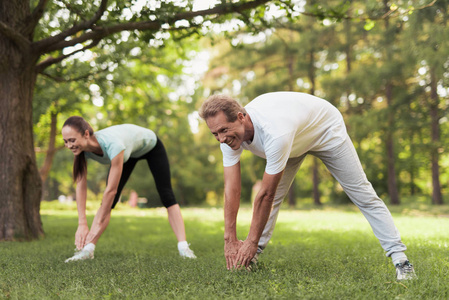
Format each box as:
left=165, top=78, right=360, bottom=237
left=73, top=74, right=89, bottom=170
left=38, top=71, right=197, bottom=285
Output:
left=178, top=244, right=197, bottom=259
left=395, top=260, right=417, bottom=280
left=64, top=249, right=94, bottom=263
left=246, top=252, right=259, bottom=271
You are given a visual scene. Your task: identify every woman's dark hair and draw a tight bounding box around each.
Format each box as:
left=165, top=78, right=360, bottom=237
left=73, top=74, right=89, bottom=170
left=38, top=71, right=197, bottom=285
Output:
left=63, top=116, right=94, bottom=182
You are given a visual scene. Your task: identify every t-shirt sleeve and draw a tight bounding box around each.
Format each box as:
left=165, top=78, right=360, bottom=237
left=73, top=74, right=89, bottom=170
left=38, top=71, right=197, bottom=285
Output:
left=220, top=143, right=243, bottom=167
left=264, top=133, right=294, bottom=175
left=106, top=139, right=126, bottom=161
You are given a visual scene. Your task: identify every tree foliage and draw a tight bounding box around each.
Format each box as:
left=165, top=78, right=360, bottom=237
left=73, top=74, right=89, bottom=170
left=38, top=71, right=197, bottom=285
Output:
left=2, top=0, right=314, bottom=241
left=198, top=0, right=448, bottom=205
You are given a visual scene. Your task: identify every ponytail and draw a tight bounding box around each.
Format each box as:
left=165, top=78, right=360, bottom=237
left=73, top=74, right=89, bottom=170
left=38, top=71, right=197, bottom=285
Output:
left=63, top=116, right=94, bottom=182
left=73, top=152, right=87, bottom=182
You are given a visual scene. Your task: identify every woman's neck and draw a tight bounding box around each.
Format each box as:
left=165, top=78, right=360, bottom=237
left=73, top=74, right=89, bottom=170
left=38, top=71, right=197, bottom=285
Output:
left=85, top=135, right=103, bottom=156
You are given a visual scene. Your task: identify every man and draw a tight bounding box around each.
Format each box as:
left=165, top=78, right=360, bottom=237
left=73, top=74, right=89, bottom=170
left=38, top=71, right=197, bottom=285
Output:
left=199, top=92, right=415, bottom=281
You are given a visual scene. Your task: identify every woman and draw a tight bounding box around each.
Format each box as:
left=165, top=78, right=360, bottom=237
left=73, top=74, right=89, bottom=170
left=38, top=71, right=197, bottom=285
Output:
left=62, top=116, right=196, bottom=262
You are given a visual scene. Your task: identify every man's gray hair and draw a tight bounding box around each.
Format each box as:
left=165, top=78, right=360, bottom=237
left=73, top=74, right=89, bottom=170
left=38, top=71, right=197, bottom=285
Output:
left=199, top=94, right=246, bottom=122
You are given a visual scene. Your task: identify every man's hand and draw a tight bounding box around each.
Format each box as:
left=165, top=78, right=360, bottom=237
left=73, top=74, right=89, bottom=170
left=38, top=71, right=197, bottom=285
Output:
left=75, top=224, right=89, bottom=250
left=224, top=240, right=243, bottom=270
left=235, top=239, right=258, bottom=269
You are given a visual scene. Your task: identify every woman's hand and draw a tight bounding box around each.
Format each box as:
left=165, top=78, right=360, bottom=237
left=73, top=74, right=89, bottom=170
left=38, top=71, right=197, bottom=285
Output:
left=75, top=224, right=90, bottom=250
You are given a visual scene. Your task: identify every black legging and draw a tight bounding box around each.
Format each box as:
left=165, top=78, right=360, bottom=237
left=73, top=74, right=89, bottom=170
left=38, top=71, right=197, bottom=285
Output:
left=109, top=138, right=177, bottom=209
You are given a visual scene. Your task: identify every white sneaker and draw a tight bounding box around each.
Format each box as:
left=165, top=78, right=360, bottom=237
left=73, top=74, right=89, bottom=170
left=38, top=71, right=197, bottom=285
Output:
left=395, top=260, right=417, bottom=281
left=246, top=252, right=259, bottom=271
left=178, top=244, right=197, bottom=259
left=64, top=249, right=94, bottom=263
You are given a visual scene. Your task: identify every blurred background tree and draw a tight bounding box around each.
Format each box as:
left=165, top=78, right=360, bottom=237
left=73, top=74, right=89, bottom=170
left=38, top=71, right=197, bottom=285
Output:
left=195, top=0, right=448, bottom=207
left=28, top=0, right=448, bottom=225
left=2, top=0, right=305, bottom=241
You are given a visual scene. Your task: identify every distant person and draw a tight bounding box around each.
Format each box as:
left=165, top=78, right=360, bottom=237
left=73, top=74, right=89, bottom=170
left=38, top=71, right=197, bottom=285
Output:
left=128, top=190, right=139, bottom=208
left=199, top=92, right=415, bottom=280
left=62, top=116, right=196, bottom=262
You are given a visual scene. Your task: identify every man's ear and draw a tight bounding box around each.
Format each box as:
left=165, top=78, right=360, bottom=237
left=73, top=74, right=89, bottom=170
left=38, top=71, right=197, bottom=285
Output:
left=237, top=112, right=245, bottom=122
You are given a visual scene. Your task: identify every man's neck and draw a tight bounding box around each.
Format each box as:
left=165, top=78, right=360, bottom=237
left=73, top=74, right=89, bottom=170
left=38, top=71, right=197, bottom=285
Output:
left=244, top=113, right=254, bottom=143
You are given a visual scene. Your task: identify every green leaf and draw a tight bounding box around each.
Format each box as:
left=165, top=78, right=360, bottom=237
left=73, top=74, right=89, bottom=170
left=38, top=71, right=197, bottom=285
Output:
left=364, top=19, right=376, bottom=31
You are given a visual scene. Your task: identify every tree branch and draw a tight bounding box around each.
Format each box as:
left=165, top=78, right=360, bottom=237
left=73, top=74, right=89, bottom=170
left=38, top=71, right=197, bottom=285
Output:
left=373, top=0, right=437, bottom=20
left=33, top=0, right=109, bottom=53
left=35, top=145, right=65, bottom=153
left=31, top=0, right=49, bottom=17
left=26, top=0, right=50, bottom=34
left=38, top=70, right=93, bottom=82
left=35, top=38, right=101, bottom=72
left=34, top=0, right=271, bottom=53
left=280, top=0, right=437, bottom=21
left=38, top=64, right=109, bottom=83
left=0, top=21, right=31, bottom=52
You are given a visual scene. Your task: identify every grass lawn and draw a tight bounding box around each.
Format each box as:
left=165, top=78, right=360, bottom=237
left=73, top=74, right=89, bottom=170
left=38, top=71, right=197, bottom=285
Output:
left=1, top=201, right=448, bottom=299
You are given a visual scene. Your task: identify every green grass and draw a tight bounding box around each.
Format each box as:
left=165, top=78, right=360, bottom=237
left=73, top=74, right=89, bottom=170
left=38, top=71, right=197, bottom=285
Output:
left=1, top=202, right=449, bottom=299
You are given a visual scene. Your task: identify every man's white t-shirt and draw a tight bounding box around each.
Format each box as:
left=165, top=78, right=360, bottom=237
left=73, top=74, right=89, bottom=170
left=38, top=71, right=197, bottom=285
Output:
left=85, top=124, right=157, bottom=164
left=220, top=92, right=347, bottom=174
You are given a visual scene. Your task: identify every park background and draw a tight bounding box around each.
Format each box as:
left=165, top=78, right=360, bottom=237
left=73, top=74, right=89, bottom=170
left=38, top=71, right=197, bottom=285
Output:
left=31, top=0, right=448, bottom=209
left=1, top=0, right=449, bottom=299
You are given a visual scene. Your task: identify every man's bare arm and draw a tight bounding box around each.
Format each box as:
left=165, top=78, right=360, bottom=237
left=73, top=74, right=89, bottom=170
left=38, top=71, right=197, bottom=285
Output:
left=235, top=170, right=284, bottom=268
left=223, top=162, right=243, bottom=270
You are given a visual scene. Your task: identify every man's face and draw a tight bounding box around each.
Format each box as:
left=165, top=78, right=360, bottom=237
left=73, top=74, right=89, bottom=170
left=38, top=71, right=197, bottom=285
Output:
left=206, top=111, right=245, bottom=150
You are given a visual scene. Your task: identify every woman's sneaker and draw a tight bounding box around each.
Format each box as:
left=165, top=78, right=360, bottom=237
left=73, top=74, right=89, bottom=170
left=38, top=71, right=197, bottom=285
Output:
left=64, top=249, right=94, bottom=263
left=395, top=260, right=417, bottom=280
left=178, top=244, right=197, bottom=259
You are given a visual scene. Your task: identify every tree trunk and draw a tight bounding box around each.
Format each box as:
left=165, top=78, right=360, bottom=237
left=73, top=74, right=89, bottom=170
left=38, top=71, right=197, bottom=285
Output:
left=409, top=132, right=416, bottom=195
left=39, top=111, right=59, bottom=200
left=383, top=1, right=400, bottom=205
left=344, top=18, right=353, bottom=113
left=286, top=32, right=296, bottom=208
left=308, top=49, right=321, bottom=206
left=288, top=182, right=296, bottom=208
left=39, top=111, right=58, bottom=183
left=385, top=83, right=400, bottom=205
left=312, top=157, right=321, bottom=206
left=429, top=68, right=443, bottom=205
left=0, top=21, right=43, bottom=240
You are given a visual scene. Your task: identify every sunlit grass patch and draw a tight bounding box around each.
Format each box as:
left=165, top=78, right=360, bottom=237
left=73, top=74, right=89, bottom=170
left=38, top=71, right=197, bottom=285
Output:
left=1, top=203, right=448, bottom=299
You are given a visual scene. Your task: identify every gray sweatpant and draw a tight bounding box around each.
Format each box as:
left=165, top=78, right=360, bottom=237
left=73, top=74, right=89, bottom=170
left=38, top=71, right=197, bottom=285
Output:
left=257, top=134, right=407, bottom=261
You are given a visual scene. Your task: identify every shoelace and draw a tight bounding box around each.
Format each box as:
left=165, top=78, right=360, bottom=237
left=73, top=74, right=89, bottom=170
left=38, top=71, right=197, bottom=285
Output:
left=180, top=247, right=196, bottom=258
left=396, top=261, right=413, bottom=271
left=402, top=261, right=413, bottom=271
left=182, top=248, right=195, bottom=255
left=73, top=249, right=91, bottom=257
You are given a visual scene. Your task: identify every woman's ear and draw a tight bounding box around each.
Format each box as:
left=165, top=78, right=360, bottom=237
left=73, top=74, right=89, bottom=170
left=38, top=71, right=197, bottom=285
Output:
left=84, top=129, right=90, bottom=138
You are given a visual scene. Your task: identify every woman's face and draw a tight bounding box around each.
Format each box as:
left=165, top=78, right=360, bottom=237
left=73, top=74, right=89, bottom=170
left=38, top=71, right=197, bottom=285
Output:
left=62, top=126, right=88, bottom=155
